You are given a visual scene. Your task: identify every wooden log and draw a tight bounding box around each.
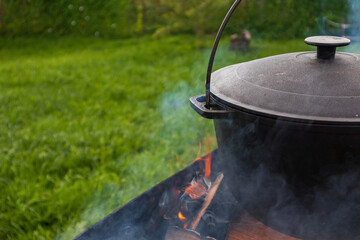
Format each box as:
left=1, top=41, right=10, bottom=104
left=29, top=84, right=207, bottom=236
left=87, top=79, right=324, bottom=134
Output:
left=230, top=29, right=251, bottom=52
left=165, top=173, right=224, bottom=240
left=191, top=173, right=224, bottom=231
left=227, top=212, right=301, bottom=240
left=165, top=227, right=201, bottom=240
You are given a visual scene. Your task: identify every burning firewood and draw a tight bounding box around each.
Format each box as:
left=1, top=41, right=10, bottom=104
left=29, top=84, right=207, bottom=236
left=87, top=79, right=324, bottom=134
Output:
left=185, top=182, right=207, bottom=200
left=227, top=212, right=301, bottom=240
left=165, top=173, right=224, bottom=240
left=165, top=227, right=201, bottom=240
left=165, top=227, right=218, bottom=240
left=191, top=173, right=224, bottom=231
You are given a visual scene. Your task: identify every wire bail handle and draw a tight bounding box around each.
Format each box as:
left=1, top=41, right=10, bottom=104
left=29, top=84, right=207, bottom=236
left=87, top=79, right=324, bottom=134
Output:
left=205, top=0, right=242, bottom=109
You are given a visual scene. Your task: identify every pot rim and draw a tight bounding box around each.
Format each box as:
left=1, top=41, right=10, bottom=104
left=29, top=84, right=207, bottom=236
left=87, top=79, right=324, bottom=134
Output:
left=211, top=93, right=360, bottom=127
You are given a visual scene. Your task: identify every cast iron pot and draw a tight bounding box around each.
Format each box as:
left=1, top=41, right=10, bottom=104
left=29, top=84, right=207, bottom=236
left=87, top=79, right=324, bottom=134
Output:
left=190, top=1, right=360, bottom=239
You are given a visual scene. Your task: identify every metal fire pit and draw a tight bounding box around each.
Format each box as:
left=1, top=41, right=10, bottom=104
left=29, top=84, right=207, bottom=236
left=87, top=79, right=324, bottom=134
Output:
left=74, top=150, right=237, bottom=240
left=73, top=150, right=306, bottom=240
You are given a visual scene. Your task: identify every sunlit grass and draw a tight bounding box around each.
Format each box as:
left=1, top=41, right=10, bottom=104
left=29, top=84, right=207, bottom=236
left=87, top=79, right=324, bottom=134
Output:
left=0, top=35, right=310, bottom=240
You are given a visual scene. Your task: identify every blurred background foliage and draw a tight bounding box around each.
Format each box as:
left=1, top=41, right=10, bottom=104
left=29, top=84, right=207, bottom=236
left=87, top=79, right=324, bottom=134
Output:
left=0, top=0, right=350, bottom=39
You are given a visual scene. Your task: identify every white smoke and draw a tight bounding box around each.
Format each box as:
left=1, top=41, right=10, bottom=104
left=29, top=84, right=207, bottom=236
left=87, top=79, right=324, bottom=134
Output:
left=346, top=1, right=360, bottom=53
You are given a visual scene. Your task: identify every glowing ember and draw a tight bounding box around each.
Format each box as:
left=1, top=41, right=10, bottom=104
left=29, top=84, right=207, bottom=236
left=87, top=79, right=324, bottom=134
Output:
left=178, top=211, right=187, bottom=222
left=185, top=182, right=207, bottom=199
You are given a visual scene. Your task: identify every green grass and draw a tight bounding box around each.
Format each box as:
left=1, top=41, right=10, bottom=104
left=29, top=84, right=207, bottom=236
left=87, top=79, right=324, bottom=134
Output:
left=0, top=35, right=312, bottom=240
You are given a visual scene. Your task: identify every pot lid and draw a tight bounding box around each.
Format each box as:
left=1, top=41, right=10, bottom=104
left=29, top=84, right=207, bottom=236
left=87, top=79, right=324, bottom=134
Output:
left=210, top=36, right=360, bottom=124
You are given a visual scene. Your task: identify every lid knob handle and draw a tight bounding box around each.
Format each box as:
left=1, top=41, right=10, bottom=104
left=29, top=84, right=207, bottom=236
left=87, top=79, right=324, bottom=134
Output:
left=305, top=36, right=351, bottom=61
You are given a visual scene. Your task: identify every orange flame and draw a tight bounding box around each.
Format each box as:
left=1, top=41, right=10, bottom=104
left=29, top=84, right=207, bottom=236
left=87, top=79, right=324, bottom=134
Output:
left=192, top=141, right=203, bottom=163
left=204, top=153, right=212, bottom=179
left=192, top=141, right=213, bottom=180
left=178, top=211, right=187, bottom=222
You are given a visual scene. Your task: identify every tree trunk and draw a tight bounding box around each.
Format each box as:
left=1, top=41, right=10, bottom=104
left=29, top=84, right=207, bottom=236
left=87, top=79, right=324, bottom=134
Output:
left=258, top=0, right=264, bottom=12
left=141, top=0, right=146, bottom=25
left=155, top=0, right=161, bottom=14
left=0, top=0, right=4, bottom=31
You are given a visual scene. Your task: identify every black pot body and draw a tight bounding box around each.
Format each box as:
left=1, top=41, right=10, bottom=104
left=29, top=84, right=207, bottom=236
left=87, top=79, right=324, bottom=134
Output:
left=214, top=112, right=360, bottom=239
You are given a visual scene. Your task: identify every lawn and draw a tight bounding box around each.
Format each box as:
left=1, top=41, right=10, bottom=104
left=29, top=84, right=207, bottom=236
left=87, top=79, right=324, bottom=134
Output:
left=0, top=35, right=312, bottom=240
